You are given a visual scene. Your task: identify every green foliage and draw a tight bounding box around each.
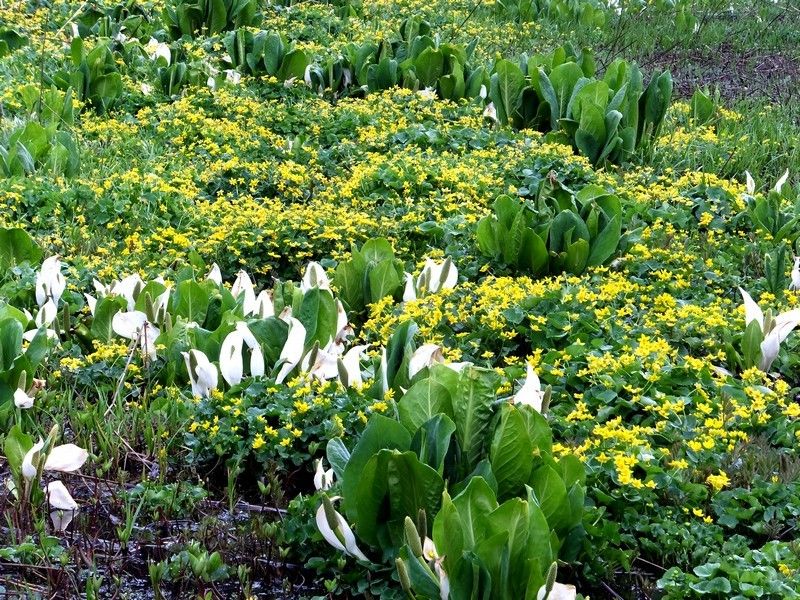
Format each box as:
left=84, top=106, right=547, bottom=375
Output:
left=658, top=540, right=800, bottom=599
left=0, top=27, right=27, bottom=57
left=162, top=0, right=259, bottom=39
left=746, top=189, right=800, bottom=244
left=0, top=314, right=50, bottom=424
left=157, top=541, right=231, bottom=582
left=0, top=120, right=80, bottom=179
left=0, top=228, right=42, bottom=271
left=333, top=238, right=404, bottom=316
left=488, top=48, right=671, bottom=165
left=223, top=29, right=309, bottom=79
left=52, top=38, right=122, bottom=112
left=477, top=185, right=622, bottom=275
left=762, top=242, right=787, bottom=295
left=495, top=0, right=606, bottom=27
left=690, top=88, right=716, bottom=125
left=328, top=343, right=584, bottom=593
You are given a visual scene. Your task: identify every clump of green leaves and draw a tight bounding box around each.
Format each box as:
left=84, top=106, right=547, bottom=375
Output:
left=477, top=185, right=622, bottom=276
left=489, top=49, right=672, bottom=164
left=223, top=29, right=309, bottom=80
left=333, top=238, right=404, bottom=316
left=162, top=0, right=259, bottom=39
left=658, top=540, right=800, bottom=599
left=0, top=120, right=80, bottom=179
left=494, top=0, right=607, bottom=28
left=0, top=27, right=27, bottom=57
left=52, top=38, right=122, bottom=112
left=322, top=327, right=584, bottom=597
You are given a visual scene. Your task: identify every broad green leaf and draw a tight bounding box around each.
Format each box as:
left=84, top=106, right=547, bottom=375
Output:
left=23, top=326, right=50, bottom=367
left=411, top=413, right=456, bottom=473
left=248, top=317, right=288, bottom=366
left=485, top=498, right=532, bottom=596
left=208, top=0, right=228, bottom=34
left=529, top=463, right=570, bottom=532
left=262, top=32, right=285, bottom=75
left=342, top=414, right=411, bottom=521
left=741, top=319, right=764, bottom=369
left=399, top=546, right=441, bottom=596
left=0, top=303, right=29, bottom=328
left=476, top=216, right=500, bottom=258
left=450, top=552, right=493, bottom=600
left=490, top=60, right=524, bottom=126
left=574, top=102, right=606, bottom=164
left=90, top=295, right=127, bottom=343
left=433, top=490, right=464, bottom=573
left=334, top=259, right=366, bottom=313
left=0, top=318, right=23, bottom=372
left=368, top=259, right=401, bottom=303
left=326, top=437, right=351, bottom=480
left=490, top=404, right=533, bottom=499
left=558, top=454, right=585, bottom=487
left=548, top=62, right=583, bottom=120
left=452, top=476, right=498, bottom=550
left=355, top=449, right=444, bottom=548
left=531, top=69, right=558, bottom=132
left=474, top=530, right=510, bottom=599
left=0, top=228, right=42, bottom=270
left=587, top=213, right=621, bottom=266
left=524, top=485, right=553, bottom=590
left=361, top=238, right=395, bottom=265
left=297, top=288, right=338, bottom=348
left=503, top=210, right=527, bottom=265
left=398, top=374, right=454, bottom=433
left=493, top=194, right=520, bottom=230
left=565, top=238, right=590, bottom=274
left=452, top=366, right=501, bottom=474
left=414, top=47, right=444, bottom=88
left=520, top=230, right=549, bottom=274
left=384, top=320, right=418, bottom=391
left=278, top=49, right=309, bottom=80
left=3, top=424, right=33, bottom=476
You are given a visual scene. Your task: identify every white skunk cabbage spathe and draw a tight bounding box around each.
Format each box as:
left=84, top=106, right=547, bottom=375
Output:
left=536, top=582, right=577, bottom=600
left=111, top=274, right=145, bottom=311
left=338, top=345, right=368, bottom=388
left=46, top=480, right=79, bottom=531
left=231, top=270, right=257, bottom=316
left=182, top=349, right=219, bottom=398
left=315, top=495, right=368, bottom=561
left=145, top=37, right=171, bottom=65
left=513, top=363, right=545, bottom=413
left=739, top=287, right=800, bottom=372
left=219, top=323, right=265, bottom=386
left=112, top=311, right=160, bottom=359
left=403, top=272, right=417, bottom=302
left=301, top=261, right=331, bottom=293
left=254, top=290, right=274, bottom=318
left=790, top=256, right=800, bottom=291
left=408, top=344, right=445, bottom=379
left=775, top=169, right=789, bottom=193
left=745, top=171, right=755, bottom=195
left=206, top=263, right=223, bottom=285
left=22, top=439, right=89, bottom=481
left=275, top=317, right=307, bottom=384
left=415, top=258, right=458, bottom=296
left=35, top=256, right=66, bottom=307
left=313, top=458, right=335, bottom=491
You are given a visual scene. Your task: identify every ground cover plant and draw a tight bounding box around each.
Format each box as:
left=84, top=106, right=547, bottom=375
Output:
left=0, top=0, right=798, bottom=598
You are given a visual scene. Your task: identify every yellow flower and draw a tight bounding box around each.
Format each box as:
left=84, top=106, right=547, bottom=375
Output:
left=706, top=470, right=730, bottom=492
